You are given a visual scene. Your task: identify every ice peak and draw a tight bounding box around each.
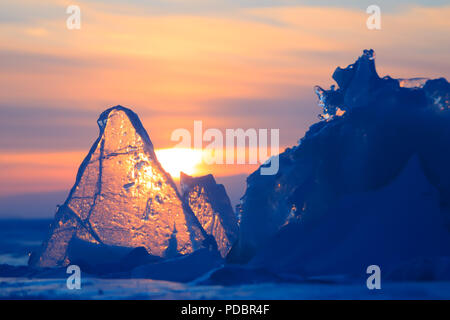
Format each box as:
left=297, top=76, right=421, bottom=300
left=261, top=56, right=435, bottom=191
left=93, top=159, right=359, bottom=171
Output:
left=96, top=105, right=155, bottom=152
left=315, top=49, right=385, bottom=119
left=181, top=173, right=238, bottom=257
left=98, top=105, right=136, bottom=125
left=181, top=172, right=216, bottom=190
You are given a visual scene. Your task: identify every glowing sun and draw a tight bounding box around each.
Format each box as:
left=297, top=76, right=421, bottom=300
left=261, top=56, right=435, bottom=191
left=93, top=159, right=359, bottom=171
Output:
left=155, top=148, right=203, bottom=178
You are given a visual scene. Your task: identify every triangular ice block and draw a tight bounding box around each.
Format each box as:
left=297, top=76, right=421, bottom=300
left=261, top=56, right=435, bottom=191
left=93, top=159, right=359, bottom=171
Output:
left=30, top=106, right=205, bottom=267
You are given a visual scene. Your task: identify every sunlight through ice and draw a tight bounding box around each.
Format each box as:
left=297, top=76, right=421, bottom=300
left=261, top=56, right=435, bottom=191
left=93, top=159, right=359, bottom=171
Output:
left=155, top=148, right=203, bottom=178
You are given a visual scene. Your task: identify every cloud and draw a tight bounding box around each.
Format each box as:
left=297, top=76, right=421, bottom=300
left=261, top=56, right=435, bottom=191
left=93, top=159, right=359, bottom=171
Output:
left=0, top=0, right=65, bottom=25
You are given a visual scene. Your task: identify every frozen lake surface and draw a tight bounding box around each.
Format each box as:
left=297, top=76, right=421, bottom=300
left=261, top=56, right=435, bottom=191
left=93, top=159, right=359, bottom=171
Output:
left=1, top=219, right=449, bottom=300
left=1, top=277, right=450, bottom=299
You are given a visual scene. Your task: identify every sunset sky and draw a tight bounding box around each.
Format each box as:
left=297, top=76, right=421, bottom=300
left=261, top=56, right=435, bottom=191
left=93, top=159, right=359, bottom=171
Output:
left=0, top=0, right=449, bottom=217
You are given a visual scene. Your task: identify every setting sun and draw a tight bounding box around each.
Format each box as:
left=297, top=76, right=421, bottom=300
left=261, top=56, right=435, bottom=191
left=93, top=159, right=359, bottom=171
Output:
left=155, top=148, right=203, bottom=179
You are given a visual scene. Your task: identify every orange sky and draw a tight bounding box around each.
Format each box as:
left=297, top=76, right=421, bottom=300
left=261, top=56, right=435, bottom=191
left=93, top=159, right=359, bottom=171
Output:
left=0, top=1, right=449, bottom=200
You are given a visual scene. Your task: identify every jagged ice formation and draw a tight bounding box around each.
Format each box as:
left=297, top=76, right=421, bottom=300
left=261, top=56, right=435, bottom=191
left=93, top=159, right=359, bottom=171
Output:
left=30, top=106, right=207, bottom=267
left=229, top=49, right=450, bottom=268
left=181, top=173, right=238, bottom=258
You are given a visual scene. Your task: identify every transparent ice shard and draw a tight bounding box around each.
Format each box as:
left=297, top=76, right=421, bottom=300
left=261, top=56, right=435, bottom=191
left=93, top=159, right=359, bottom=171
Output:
left=30, top=106, right=206, bottom=267
left=180, top=173, right=238, bottom=258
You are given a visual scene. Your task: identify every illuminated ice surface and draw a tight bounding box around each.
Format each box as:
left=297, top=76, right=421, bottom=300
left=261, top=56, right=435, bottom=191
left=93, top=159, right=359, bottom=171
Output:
left=181, top=173, right=238, bottom=257
left=29, top=107, right=207, bottom=267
